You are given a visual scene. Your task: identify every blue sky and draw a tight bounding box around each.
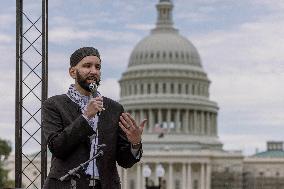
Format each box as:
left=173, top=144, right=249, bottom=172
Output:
left=0, top=0, right=284, bottom=155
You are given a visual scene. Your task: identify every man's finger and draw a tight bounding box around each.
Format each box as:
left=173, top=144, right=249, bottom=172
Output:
left=126, top=112, right=137, bottom=126
left=122, top=113, right=134, bottom=127
left=120, top=116, right=129, bottom=127
left=140, top=119, right=148, bottom=130
left=119, top=122, right=131, bottom=134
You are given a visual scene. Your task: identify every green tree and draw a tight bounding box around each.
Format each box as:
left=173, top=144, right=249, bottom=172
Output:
left=0, top=138, right=14, bottom=188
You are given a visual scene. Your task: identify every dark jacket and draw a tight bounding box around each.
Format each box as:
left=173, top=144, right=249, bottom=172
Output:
left=42, top=94, right=142, bottom=189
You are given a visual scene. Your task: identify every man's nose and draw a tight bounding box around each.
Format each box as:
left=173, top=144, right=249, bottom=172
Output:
left=90, top=66, right=99, bottom=74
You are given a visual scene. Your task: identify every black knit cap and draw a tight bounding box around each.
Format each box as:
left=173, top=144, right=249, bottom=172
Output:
left=70, top=47, right=101, bottom=67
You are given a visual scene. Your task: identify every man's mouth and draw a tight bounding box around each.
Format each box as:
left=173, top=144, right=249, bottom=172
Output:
left=86, top=77, right=96, bottom=83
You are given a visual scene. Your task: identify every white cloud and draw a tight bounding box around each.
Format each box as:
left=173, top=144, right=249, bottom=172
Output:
left=101, top=45, right=134, bottom=68
left=49, top=27, right=140, bottom=43
left=191, top=11, right=284, bottom=74
left=126, top=24, right=155, bottom=31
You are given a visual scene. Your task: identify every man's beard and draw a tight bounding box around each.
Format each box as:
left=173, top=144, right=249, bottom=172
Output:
left=76, top=71, right=101, bottom=92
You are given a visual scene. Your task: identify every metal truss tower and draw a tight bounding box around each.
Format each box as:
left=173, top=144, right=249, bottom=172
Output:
left=15, top=0, right=48, bottom=188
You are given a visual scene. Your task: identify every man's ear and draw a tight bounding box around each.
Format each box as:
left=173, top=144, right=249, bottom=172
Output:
left=69, top=67, right=76, bottom=79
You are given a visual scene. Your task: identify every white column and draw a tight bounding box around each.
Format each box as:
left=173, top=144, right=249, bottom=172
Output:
left=155, top=163, right=159, bottom=185
left=214, top=114, right=218, bottom=135
left=149, top=109, right=154, bottom=132
left=210, top=113, right=214, bottom=135
left=166, top=109, right=171, bottom=132
left=123, top=168, right=128, bottom=189
left=187, top=163, right=192, bottom=189
left=175, top=109, right=180, bottom=132
left=206, top=164, right=211, bottom=189
left=167, top=109, right=171, bottom=123
left=190, top=111, right=194, bottom=133
left=185, top=109, right=189, bottom=133
left=144, top=83, right=147, bottom=94
left=168, top=163, right=173, bottom=189
left=181, top=83, right=186, bottom=95
left=194, top=111, right=198, bottom=134
left=201, top=111, right=205, bottom=135
left=182, top=163, right=187, bottom=189
left=167, top=83, right=171, bottom=94
left=137, top=164, right=141, bottom=189
left=201, top=163, right=205, bottom=189
left=151, top=81, right=155, bottom=94
left=206, top=112, right=211, bottom=136
left=159, top=82, right=163, bottom=94
left=211, top=113, right=215, bottom=135
left=158, top=109, right=162, bottom=125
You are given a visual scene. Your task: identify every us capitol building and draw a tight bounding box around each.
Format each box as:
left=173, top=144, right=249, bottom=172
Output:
left=116, top=0, right=284, bottom=189
left=5, top=0, right=284, bottom=189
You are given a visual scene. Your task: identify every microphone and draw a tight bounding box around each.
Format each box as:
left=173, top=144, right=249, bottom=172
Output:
left=89, top=82, right=105, bottom=111
left=89, top=82, right=98, bottom=98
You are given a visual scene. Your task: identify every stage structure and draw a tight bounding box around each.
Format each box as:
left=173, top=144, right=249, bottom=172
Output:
left=15, top=0, right=48, bottom=188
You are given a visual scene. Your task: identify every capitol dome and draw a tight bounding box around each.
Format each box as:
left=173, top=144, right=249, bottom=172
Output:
left=119, top=0, right=222, bottom=150
left=129, top=31, right=202, bottom=67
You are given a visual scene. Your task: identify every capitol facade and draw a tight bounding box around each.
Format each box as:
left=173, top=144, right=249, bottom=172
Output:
left=4, top=0, right=284, bottom=189
left=117, top=0, right=284, bottom=189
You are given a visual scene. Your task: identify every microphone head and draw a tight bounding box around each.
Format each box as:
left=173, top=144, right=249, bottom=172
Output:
left=89, top=83, right=97, bottom=94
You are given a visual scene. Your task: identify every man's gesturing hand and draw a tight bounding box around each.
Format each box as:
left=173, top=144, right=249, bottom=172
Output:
left=119, top=112, right=147, bottom=145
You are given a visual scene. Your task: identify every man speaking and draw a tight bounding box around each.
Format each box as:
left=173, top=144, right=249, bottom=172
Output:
left=42, top=47, right=146, bottom=189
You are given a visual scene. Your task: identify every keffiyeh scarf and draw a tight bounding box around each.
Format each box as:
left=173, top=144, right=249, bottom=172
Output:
left=66, top=84, right=100, bottom=177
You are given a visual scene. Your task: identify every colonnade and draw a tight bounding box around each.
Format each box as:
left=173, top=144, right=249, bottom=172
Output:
left=121, top=80, right=209, bottom=97
left=127, top=109, right=217, bottom=135
left=119, top=162, right=212, bottom=189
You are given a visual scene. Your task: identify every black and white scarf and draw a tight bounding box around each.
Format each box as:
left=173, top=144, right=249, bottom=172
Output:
left=66, top=84, right=100, bottom=177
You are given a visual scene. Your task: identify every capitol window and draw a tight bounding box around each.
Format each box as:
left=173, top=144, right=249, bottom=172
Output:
left=147, top=83, right=151, bottom=94
left=175, top=179, right=181, bottom=189
left=163, top=83, right=166, bottom=93
left=134, top=84, right=137, bottom=94
left=163, top=51, right=166, bottom=59
left=155, top=83, right=159, bottom=94
left=141, top=84, right=144, bottom=95
left=171, top=83, right=174, bottom=94
left=175, top=51, right=179, bottom=59
left=185, top=84, right=189, bottom=94
left=186, top=53, right=190, bottom=61
left=178, top=84, right=181, bottom=94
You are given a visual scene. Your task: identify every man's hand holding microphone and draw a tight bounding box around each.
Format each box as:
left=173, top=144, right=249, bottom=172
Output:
left=83, top=83, right=104, bottom=119
left=83, top=96, right=104, bottom=119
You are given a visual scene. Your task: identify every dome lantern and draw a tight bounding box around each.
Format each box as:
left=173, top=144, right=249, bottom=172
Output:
left=152, top=0, right=177, bottom=33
